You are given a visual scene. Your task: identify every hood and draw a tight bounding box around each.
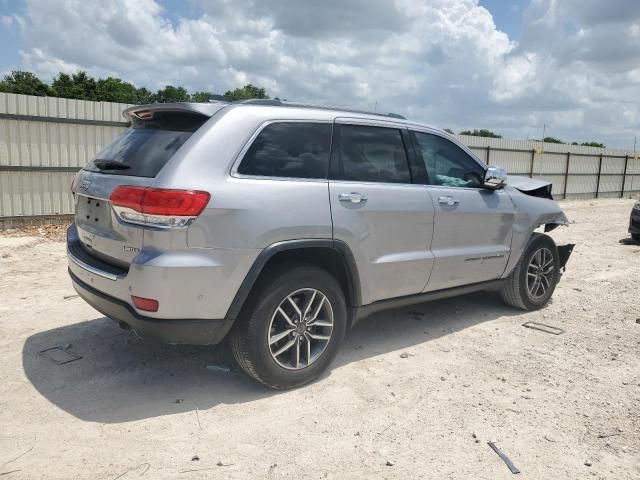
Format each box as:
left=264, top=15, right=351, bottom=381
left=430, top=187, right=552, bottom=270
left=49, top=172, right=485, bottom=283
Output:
left=507, top=175, right=553, bottom=199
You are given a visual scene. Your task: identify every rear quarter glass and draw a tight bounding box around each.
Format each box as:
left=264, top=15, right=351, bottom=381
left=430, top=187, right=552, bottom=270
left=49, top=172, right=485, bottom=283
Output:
left=84, top=111, right=208, bottom=178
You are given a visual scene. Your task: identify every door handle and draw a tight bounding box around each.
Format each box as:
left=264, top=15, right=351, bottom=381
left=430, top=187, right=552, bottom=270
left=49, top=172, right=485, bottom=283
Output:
left=339, top=192, right=367, bottom=204
left=437, top=196, right=459, bottom=206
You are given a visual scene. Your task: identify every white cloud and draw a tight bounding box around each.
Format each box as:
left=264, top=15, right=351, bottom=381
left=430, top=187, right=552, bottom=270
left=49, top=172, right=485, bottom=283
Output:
left=12, top=0, right=640, bottom=148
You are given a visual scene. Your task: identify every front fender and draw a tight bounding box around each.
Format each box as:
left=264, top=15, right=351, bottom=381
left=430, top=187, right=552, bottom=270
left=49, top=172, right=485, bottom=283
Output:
left=503, top=187, right=570, bottom=277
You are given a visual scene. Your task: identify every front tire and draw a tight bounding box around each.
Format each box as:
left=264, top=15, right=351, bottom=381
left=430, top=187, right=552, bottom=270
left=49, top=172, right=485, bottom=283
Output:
left=230, top=264, right=347, bottom=389
left=501, top=233, right=560, bottom=310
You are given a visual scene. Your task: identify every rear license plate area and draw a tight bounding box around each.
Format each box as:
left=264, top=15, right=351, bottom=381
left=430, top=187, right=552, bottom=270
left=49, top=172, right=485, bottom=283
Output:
left=76, top=196, right=112, bottom=229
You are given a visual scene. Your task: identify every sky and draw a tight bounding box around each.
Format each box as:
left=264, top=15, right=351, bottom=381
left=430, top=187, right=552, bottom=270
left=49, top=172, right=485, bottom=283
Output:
left=0, top=0, right=639, bottom=149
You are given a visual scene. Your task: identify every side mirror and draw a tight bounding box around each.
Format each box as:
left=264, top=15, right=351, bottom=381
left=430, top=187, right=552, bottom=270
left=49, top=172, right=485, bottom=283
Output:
left=483, top=166, right=507, bottom=189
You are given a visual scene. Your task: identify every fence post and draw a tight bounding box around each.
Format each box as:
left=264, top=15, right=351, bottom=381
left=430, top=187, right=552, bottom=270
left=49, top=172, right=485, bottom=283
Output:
left=595, top=153, right=603, bottom=198
left=621, top=154, right=629, bottom=198
left=529, top=149, right=535, bottom=178
left=563, top=152, right=571, bottom=199
left=486, top=145, right=491, bottom=165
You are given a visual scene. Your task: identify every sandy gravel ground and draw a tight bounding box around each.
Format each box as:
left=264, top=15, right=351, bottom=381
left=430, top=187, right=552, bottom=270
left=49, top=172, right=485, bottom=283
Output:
left=0, top=198, right=639, bottom=480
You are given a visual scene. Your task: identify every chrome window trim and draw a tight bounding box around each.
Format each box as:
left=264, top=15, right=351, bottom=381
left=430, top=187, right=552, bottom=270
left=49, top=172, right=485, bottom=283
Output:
left=328, top=178, right=422, bottom=188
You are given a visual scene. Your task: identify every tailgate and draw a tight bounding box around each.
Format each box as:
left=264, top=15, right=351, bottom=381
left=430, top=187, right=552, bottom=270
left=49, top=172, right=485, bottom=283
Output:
left=72, top=107, right=213, bottom=268
left=73, top=171, right=152, bottom=268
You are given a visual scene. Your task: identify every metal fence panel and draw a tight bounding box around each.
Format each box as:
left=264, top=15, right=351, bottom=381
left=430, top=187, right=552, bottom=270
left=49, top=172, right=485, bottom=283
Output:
left=1, top=93, right=639, bottom=222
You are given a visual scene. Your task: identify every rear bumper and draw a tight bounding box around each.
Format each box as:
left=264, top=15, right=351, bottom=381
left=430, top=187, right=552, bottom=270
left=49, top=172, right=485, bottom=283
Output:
left=70, top=270, right=233, bottom=344
left=66, top=223, right=260, bottom=320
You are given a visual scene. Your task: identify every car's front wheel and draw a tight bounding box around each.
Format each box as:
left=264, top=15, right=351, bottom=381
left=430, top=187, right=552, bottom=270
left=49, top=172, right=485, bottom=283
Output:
left=501, top=233, right=560, bottom=310
left=230, top=264, right=347, bottom=389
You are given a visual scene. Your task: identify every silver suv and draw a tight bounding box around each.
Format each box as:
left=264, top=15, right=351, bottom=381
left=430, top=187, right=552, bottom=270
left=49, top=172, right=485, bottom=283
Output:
left=68, top=100, right=574, bottom=388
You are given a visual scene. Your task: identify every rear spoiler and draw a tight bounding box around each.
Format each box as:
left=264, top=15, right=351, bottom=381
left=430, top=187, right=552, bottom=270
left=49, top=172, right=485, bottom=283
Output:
left=122, top=102, right=229, bottom=121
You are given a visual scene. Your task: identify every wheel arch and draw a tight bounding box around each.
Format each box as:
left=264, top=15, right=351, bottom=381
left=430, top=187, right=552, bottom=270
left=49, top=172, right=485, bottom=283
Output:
left=224, top=239, right=361, bottom=322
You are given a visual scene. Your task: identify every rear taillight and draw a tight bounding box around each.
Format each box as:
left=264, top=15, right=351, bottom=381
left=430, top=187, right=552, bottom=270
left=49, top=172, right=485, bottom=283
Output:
left=110, top=186, right=210, bottom=228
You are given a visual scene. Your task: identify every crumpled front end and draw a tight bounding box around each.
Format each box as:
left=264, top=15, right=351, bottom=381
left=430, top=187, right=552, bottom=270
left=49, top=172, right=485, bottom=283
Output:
left=504, top=177, right=574, bottom=277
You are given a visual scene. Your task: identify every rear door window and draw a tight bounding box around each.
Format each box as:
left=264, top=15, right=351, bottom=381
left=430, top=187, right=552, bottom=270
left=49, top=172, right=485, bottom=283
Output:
left=238, top=122, right=332, bottom=179
left=84, top=111, right=208, bottom=178
left=331, top=124, right=411, bottom=183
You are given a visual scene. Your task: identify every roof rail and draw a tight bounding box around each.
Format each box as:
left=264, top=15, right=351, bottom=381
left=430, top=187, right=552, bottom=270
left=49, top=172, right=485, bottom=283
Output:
left=235, top=98, right=406, bottom=120
left=206, top=94, right=228, bottom=103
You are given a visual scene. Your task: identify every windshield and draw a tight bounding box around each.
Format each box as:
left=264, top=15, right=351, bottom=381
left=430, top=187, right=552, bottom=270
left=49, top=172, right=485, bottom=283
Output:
left=84, top=111, right=208, bottom=177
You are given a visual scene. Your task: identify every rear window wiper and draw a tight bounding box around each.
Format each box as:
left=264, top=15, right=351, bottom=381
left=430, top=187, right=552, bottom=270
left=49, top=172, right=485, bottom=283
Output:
left=92, top=159, right=131, bottom=170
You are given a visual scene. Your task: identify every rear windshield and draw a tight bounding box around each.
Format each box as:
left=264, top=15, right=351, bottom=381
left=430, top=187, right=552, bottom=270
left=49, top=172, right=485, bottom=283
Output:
left=84, top=111, right=208, bottom=177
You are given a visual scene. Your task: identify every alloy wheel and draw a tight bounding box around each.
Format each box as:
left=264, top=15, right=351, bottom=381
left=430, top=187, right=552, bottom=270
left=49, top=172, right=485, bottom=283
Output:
left=267, top=288, right=334, bottom=370
left=526, top=247, right=555, bottom=299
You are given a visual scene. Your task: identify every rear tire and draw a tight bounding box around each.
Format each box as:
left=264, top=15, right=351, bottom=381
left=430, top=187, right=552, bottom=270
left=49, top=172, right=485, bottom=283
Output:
left=230, top=264, right=347, bottom=389
left=501, top=233, right=560, bottom=311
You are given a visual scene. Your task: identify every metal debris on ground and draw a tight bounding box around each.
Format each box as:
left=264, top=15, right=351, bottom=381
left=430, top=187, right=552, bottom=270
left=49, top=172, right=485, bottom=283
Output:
left=522, top=321, right=565, bottom=335
left=0, top=470, right=21, bottom=476
left=179, top=467, right=216, bottom=474
left=4, top=446, right=34, bottom=465
left=111, top=463, right=150, bottom=480
left=63, top=294, right=79, bottom=300
left=487, top=442, right=520, bottom=474
left=38, top=346, right=82, bottom=365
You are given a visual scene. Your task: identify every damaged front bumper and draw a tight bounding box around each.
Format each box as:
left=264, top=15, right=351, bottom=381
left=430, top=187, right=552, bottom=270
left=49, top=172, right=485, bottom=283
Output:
left=557, top=244, right=575, bottom=273
left=629, top=206, right=640, bottom=235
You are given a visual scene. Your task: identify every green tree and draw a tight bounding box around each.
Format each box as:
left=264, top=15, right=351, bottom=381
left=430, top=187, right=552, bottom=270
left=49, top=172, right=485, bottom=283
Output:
left=190, top=91, right=212, bottom=102
left=223, top=83, right=269, bottom=102
left=580, top=141, right=606, bottom=148
left=154, top=85, right=190, bottom=103
left=0, top=70, right=52, bottom=96
left=443, top=128, right=454, bottom=135
left=542, top=136, right=564, bottom=144
left=0, top=69, right=273, bottom=107
left=52, top=71, right=97, bottom=100
left=135, top=87, right=156, bottom=104
left=95, top=77, right=139, bottom=103
left=51, top=73, right=74, bottom=98
left=459, top=128, right=502, bottom=138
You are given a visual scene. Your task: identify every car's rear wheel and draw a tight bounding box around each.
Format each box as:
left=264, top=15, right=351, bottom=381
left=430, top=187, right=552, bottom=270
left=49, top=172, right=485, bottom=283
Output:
left=230, top=264, right=347, bottom=389
left=501, top=233, right=560, bottom=310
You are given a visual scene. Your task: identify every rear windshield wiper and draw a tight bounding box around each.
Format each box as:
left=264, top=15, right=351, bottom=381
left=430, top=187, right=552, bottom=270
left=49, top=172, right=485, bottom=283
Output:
left=93, top=159, right=131, bottom=170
